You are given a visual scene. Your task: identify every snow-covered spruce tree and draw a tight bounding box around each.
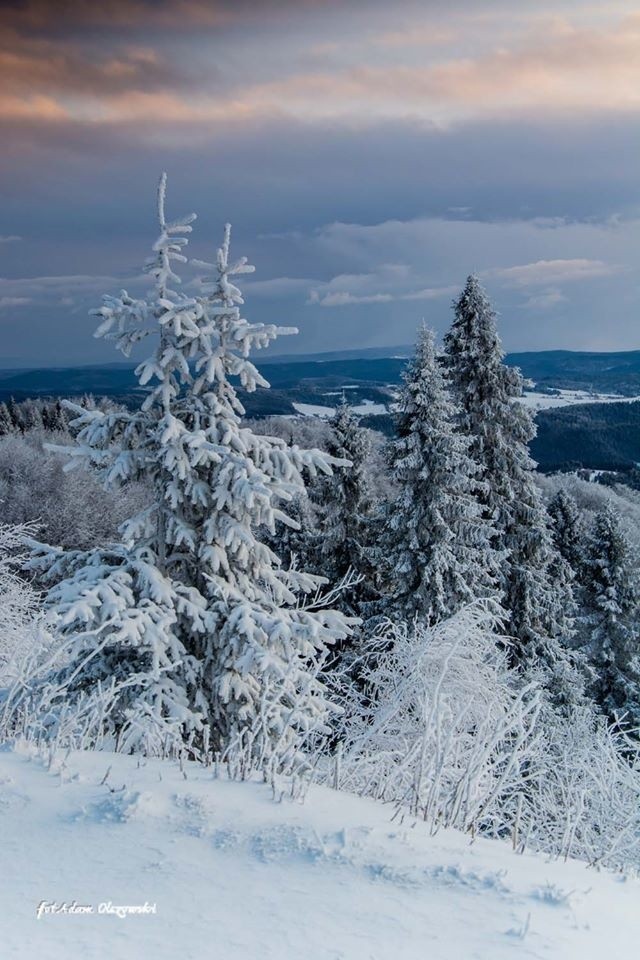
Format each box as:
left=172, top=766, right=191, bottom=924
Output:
left=443, top=277, right=579, bottom=701
left=316, top=399, right=376, bottom=615
left=582, top=504, right=640, bottom=728
left=373, top=326, right=499, bottom=626
left=0, top=402, right=13, bottom=436
left=29, top=175, right=354, bottom=769
left=547, top=487, right=586, bottom=578
left=7, top=399, right=25, bottom=433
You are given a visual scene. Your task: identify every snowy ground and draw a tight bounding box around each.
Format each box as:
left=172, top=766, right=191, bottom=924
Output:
left=1, top=745, right=638, bottom=960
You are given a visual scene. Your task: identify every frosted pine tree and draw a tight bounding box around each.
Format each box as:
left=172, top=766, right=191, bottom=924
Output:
left=317, top=399, right=376, bottom=614
left=0, top=402, right=13, bottom=436
left=8, top=399, right=25, bottom=433
left=583, top=505, right=640, bottom=728
left=443, top=277, right=579, bottom=700
left=193, top=222, right=355, bottom=768
left=29, top=175, right=353, bottom=769
left=548, top=488, right=586, bottom=577
left=45, top=399, right=70, bottom=434
left=547, top=487, right=588, bottom=648
left=374, top=325, right=499, bottom=626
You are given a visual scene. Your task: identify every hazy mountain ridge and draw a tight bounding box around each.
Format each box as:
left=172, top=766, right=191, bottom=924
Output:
left=4, top=348, right=640, bottom=400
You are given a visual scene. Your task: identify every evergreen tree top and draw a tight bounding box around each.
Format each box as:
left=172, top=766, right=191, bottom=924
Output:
left=396, top=325, right=454, bottom=435
left=445, top=275, right=525, bottom=404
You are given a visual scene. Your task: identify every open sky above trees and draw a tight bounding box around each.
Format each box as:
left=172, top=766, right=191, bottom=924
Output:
left=1, top=0, right=639, bottom=366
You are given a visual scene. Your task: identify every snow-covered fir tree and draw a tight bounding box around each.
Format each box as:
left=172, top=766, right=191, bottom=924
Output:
left=0, top=402, right=13, bottom=436
left=582, top=504, right=640, bottom=728
left=373, top=325, right=499, bottom=626
left=29, top=174, right=354, bottom=771
left=43, top=399, right=70, bottom=434
left=443, top=277, right=579, bottom=700
left=548, top=487, right=586, bottom=577
left=7, top=399, right=25, bottom=433
left=316, top=399, right=376, bottom=615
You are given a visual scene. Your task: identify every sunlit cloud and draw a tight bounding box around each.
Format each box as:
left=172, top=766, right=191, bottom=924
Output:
left=1, top=0, right=639, bottom=361
left=239, top=15, right=640, bottom=123
left=487, top=259, right=621, bottom=288
left=0, top=94, right=69, bottom=121
left=372, top=26, right=456, bottom=48
left=1, top=6, right=638, bottom=131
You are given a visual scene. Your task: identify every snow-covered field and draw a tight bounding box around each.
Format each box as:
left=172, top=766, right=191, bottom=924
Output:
left=292, top=389, right=640, bottom=421
left=293, top=400, right=388, bottom=418
left=1, top=744, right=637, bottom=960
left=519, top=389, right=640, bottom=411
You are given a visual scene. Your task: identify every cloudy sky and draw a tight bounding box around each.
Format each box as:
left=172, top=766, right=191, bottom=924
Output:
left=0, top=0, right=639, bottom=366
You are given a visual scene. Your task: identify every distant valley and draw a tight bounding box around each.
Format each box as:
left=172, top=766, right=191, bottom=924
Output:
left=2, top=348, right=640, bottom=473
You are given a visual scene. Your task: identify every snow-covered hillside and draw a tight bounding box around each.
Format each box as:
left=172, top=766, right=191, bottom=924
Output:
left=1, top=745, right=637, bottom=960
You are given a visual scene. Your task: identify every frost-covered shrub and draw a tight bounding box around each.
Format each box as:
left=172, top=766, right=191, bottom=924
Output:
left=337, top=602, right=541, bottom=833
left=0, top=432, right=150, bottom=556
left=540, top=473, right=640, bottom=552
left=0, top=522, right=52, bottom=746
left=515, top=705, right=640, bottom=870
left=334, top=599, right=640, bottom=871
left=0, top=522, right=46, bottom=673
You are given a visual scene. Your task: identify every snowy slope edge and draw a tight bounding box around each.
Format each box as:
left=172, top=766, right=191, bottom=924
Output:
left=0, top=744, right=638, bottom=960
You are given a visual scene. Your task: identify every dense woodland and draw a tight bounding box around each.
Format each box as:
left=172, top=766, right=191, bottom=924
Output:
left=1, top=178, right=639, bottom=872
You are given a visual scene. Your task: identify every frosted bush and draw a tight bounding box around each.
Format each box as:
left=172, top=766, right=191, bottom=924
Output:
left=335, top=601, right=640, bottom=871
left=337, top=602, right=540, bottom=833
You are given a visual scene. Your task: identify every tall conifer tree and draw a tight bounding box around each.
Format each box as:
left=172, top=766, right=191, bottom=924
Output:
left=583, top=504, right=640, bottom=728
left=374, top=326, right=499, bottom=626
left=548, top=488, right=586, bottom=577
left=444, top=277, right=579, bottom=699
left=317, top=400, right=375, bottom=614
